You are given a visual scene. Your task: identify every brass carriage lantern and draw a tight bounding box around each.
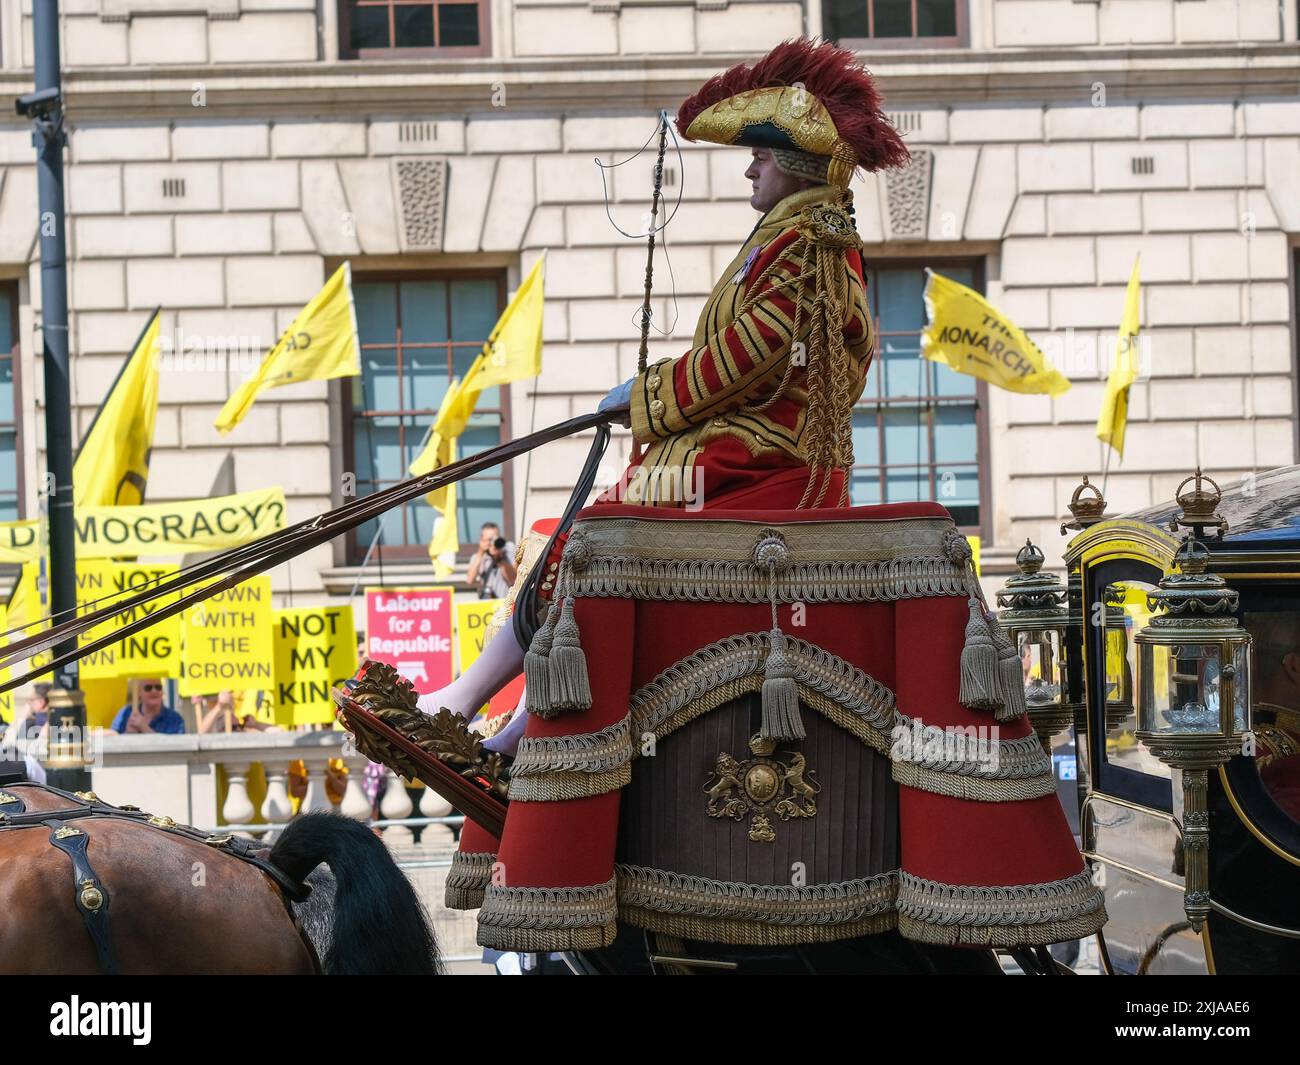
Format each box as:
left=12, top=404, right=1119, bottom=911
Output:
left=1102, top=584, right=1136, bottom=732
left=1133, top=471, right=1250, bottom=932
left=997, top=540, right=1073, bottom=748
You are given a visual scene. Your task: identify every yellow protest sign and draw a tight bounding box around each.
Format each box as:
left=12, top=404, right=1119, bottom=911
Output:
left=78, top=563, right=181, bottom=681
left=455, top=599, right=502, bottom=676
left=272, top=606, right=358, bottom=726
left=0, top=487, right=287, bottom=564
left=179, top=576, right=274, bottom=697
left=0, top=605, right=10, bottom=722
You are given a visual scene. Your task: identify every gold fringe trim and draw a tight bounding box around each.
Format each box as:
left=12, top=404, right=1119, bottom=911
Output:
left=621, top=906, right=897, bottom=946
left=477, top=876, right=618, bottom=952
left=444, top=850, right=497, bottom=911
left=898, top=910, right=1107, bottom=948
left=507, top=762, right=632, bottom=802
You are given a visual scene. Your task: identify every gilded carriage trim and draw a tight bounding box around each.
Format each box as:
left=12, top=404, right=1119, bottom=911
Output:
left=477, top=876, right=618, bottom=953
left=507, top=763, right=632, bottom=802
left=897, top=869, right=1106, bottom=929
left=445, top=850, right=497, bottom=911
left=562, top=515, right=972, bottom=604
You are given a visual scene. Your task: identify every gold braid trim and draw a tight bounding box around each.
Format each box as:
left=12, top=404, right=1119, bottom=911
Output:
left=477, top=876, right=618, bottom=953
left=794, top=199, right=861, bottom=507
left=897, top=869, right=1106, bottom=938
left=445, top=850, right=497, bottom=911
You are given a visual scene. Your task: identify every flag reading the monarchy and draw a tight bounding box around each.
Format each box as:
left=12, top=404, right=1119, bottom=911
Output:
left=215, top=262, right=360, bottom=433
left=74, top=309, right=161, bottom=507
left=921, top=271, right=1070, bottom=396
left=1097, top=256, right=1142, bottom=457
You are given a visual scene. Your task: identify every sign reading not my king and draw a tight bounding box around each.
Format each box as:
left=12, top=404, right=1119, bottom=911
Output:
left=364, top=587, right=453, bottom=691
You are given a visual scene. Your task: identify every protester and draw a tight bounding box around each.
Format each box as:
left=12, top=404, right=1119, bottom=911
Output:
left=194, top=689, right=274, bottom=733
left=466, top=522, right=516, bottom=600
left=110, top=677, right=186, bottom=735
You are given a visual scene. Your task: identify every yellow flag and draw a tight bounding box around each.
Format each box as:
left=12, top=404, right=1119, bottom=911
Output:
left=1097, top=257, right=1142, bottom=457
left=74, top=310, right=161, bottom=506
left=408, top=254, right=545, bottom=477
left=427, top=438, right=459, bottom=577
left=921, top=270, right=1071, bottom=396
left=215, top=262, right=360, bottom=433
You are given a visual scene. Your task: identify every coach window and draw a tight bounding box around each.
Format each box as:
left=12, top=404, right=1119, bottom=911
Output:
left=345, top=273, right=510, bottom=563
left=0, top=284, right=21, bottom=522
left=851, top=260, right=988, bottom=543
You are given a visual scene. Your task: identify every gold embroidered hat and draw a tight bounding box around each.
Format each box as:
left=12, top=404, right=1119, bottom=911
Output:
left=676, top=38, right=910, bottom=189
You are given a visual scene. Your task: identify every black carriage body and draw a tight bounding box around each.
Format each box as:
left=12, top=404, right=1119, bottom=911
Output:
left=1065, top=466, right=1300, bottom=975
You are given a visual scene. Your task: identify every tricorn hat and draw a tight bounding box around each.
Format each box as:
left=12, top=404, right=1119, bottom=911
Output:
left=676, top=38, right=910, bottom=189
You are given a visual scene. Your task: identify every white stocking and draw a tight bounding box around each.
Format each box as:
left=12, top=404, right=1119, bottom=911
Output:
left=417, top=621, right=526, bottom=720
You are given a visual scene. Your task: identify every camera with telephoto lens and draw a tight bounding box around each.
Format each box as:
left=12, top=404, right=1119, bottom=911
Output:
left=493, top=537, right=506, bottom=551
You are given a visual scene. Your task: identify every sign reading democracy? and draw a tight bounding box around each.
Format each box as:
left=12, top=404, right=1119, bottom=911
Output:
left=365, top=587, right=453, bottom=691
left=0, top=487, right=286, bottom=563
left=179, top=576, right=274, bottom=696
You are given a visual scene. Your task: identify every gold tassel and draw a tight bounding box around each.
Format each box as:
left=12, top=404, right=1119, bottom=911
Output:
left=547, top=597, right=592, bottom=712
left=524, top=601, right=557, bottom=717
left=760, top=629, right=804, bottom=742
left=991, top=622, right=1028, bottom=722
left=959, top=599, right=1002, bottom=712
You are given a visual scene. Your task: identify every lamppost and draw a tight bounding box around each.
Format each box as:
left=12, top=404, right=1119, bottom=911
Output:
left=17, top=0, right=89, bottom=786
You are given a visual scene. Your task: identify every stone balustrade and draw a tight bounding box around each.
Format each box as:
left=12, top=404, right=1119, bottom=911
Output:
left=88, top=730, right=454, bottom=836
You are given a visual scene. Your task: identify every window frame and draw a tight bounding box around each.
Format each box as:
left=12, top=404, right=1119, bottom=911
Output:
left=338, top=0, right=492, bottom=60
left=853, top=255, right=989, bottom=545
left=342, top=267, right=512, bottom=565
left=0, top=282, right=23, bottom=523
left=828, top=0, right=969, bottom=50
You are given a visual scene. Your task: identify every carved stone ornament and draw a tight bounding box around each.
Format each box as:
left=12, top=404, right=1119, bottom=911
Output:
left=703, top=734, right=820, bottom=844
left=885, top=148, right=932, bottom=241
left=392, top=157, right=448, bottom=252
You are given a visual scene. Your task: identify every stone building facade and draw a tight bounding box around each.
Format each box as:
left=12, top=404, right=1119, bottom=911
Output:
left=0, top=0, right=1296, bottom=606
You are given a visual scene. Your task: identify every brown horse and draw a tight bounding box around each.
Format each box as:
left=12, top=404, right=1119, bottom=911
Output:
left=0, top=783, right=439, bottom=975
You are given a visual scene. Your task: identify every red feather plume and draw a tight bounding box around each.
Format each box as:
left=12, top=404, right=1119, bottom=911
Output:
left=676, top=38, right=910, bottom=172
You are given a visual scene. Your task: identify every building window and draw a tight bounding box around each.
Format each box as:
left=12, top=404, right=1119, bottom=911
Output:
left=826, top=0, right=965, bottom=47
left=851, top=261, right=986, bottom=538
left=0, top=285, right=21, bottom=522
left=339, top=0, right=490, bottom=58
left=345, top=273, right=510, bottom=562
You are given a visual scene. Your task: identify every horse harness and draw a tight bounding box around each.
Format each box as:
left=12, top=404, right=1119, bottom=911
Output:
left=0, top=781, right=312, bottom=975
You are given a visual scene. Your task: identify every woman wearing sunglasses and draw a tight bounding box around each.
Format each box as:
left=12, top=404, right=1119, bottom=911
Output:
left=110, top=677, right=187, bottom=735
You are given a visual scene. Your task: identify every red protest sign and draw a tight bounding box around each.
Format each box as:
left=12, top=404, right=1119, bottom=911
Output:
left=364, top=586, right=454, bottom=690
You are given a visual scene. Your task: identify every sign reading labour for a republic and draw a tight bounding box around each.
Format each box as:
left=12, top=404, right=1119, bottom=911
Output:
left=272, top=605, right=358, bottom=726
left=365, top=587, right=453, bottom=690
left=179, top=576, right=274, bottom=696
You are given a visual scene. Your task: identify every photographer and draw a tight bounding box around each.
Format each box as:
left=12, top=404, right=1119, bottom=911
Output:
left=467, top=522, right=516, bottom=600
